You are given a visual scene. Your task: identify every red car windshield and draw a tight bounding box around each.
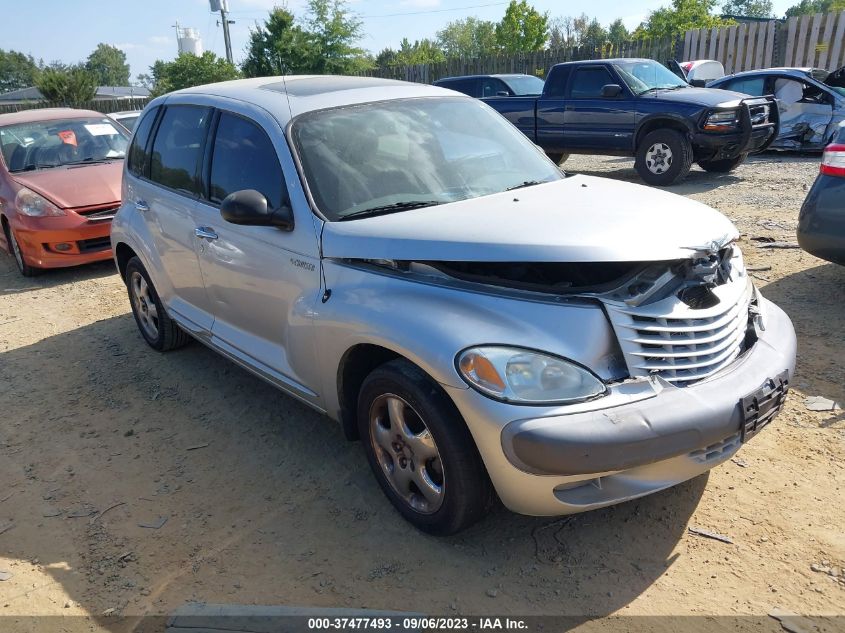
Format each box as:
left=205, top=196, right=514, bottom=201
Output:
left=0, top=116, right=130, bottom=173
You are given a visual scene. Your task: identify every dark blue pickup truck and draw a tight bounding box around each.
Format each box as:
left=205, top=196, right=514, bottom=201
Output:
left=480, top=58, right=779, bottom=185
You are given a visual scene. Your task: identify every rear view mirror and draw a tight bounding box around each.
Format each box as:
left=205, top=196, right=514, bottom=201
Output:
left=601, top=84, right=623, bottom=98
left=220, top=189, right=294, bottom=231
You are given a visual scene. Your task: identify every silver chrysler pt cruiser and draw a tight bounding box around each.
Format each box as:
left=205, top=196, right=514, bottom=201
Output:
left=111, top=76, right=797, bottom=534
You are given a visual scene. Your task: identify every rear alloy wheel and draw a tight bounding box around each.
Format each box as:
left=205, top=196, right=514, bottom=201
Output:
left=357, top=359, right=494, bottom=535
left=635, top=129, right=693, bottom=186
left=5, top=225, right=38, bottom=277
left=125, top=256, right=191, bottom=352
left=698, top=153, right=747, bottom=173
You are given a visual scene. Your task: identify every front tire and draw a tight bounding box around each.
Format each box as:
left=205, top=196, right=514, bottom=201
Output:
left=5, top=225, right=38, bottom=277
left=124, top=256, right=190, bottom=352
left=635, top=129, right=693, bottom=186
left=357, top=359, right=494, bottom=535
left=697, top=153, right=747, bottom=173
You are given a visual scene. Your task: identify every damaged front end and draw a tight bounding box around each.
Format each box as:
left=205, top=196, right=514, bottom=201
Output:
left=344, top=241, right=759, bottom=387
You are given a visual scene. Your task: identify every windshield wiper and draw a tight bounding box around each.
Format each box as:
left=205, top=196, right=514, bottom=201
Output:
left=19, top=163, right=59, bottom=171
left=338, top=200, right=442, bottom=221
left=506, top=180, right=551, bottom=191
left=640, top=85, right=686, bottom=95
left=66, top=156, right=124, bottom=165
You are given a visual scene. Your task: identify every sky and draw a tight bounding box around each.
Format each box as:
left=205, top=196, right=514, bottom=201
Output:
left=2, top=0, right=798, bottom=84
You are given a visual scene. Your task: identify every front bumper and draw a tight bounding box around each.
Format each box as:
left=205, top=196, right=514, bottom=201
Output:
left=12, top=215, right=113, bottom=269
left=445, top=296, right=796, bottom=516
left=693, top=96, right=779, bottom=159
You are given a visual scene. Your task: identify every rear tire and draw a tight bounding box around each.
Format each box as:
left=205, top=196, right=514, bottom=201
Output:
left=546, top=152, right=570, bottom=165
left=124, top=256, right=190, bottom=352
left=635, top=129, right=693, bottom=186
left=697, top=153, right=747, bottom=173
left=5, top=224, right=38, bottom=277
left=357, top=359, right=494, bottom=535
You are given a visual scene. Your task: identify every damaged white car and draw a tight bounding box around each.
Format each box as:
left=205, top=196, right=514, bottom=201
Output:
left=710, top=66, right=845, bottom=150
left=111, top=76, right=797, bottom=535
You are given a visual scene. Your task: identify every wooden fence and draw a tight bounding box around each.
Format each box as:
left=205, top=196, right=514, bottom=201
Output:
left=367, top=36, right=681, bottom=83
left=0, top=97, right=148, bottom=115
left=682, top=10, right=845, bottom=74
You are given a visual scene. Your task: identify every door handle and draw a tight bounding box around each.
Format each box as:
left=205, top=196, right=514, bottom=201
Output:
left=135, top=199, right=149, bottom=212
left=195, top=226, right=219, bottom=240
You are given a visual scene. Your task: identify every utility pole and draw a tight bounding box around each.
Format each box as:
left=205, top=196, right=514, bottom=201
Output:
left=210, top=0, right=234, bottom=64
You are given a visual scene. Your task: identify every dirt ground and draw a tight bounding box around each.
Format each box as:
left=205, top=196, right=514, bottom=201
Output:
left=0, top=153, right=843, bottom=632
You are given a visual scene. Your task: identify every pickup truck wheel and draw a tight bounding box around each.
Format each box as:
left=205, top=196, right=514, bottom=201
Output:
left=697, top=153, right=747, bottom=173
left=357, top=359, right=494, bottom=535
left=546, top=153, right=569, bottom=165
left=125, top=257, right=191, bottom=352
left=635, top=129, right=693, bottom=186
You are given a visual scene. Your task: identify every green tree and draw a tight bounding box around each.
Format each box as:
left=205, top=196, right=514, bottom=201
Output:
left=147, top=52, right=239, bottom=97
left=607, top=18, right=630, bottom=46
left=495, top=0, right=549, bottom=53
left=635, top=0, right=733, bottom=38
left=392, top=38, right=445, bottom=66
left=582, top=19, right=608, bottom=48
left=784, top=0, right=844, bottom=16
left=85, top=43, right=130, bottom=85
left=436, top=17, right=498, bottom=58
left=242, top=7, right=315, bottom=76
left=0, top=49, right=40, bottom=93
left=35, top=66, right=96, bottom=106
left=304, top=0, right=371, bottom=74
left=241, top=1, right=370, bottom=77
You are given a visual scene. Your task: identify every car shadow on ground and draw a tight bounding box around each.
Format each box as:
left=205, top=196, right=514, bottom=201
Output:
left=0, top=254, right=116, bottom=297
left=0, top=314, right=707, bottom=631
left=760, top=260, right=845, bottom=408
left=565, top=159, right=742, bottom=194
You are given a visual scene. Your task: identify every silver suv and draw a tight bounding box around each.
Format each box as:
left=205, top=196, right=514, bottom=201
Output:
left=111, top=76, right=797, bottom=535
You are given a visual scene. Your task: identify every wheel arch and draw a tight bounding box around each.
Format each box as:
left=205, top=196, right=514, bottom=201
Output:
left=336, top=343, right=402, bottom=441
left=114, top=241, right=138, bottom=281
left=634, top=115, right=695, bottom=150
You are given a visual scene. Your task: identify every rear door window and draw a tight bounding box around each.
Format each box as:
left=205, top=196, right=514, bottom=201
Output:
left=208, top=112, right=285, bottom=209
left=127, top=106, right=159, bottom=177
left=149, top=105, right=212, bottom=196
left=569, top=66, right=615, bottom=99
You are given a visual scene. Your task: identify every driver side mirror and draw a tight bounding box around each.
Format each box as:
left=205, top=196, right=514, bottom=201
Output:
left=220, top=189, right=294, bottom=231
left=690, top=79, right=706, bottom=88
left=496, top=90, right=510, bottom=97
left=601, top=84, right=623, bottom=98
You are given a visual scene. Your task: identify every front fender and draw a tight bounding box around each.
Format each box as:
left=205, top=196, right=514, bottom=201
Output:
left=312, top=260, right=625, bottom=422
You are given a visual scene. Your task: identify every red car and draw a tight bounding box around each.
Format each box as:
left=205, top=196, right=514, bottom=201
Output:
left=0, top=108, right=129, bottom=276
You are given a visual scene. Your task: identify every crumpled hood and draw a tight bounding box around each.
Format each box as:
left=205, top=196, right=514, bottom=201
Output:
left=645, top=86, right=747, bottom=107
left=12, top=162, right=122, bottom=209
left=322, top=175, right=739, bottom=263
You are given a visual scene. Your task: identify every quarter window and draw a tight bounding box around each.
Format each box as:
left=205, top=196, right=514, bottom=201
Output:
left=208, top=112, right=285, bottom=209
left=127, top=106, right=159, bottom=177
left=149, top=105, right=211, bottom=195
left=570, top=66, right=615, bottom=99
left=725, top=77, right=765, bottom=96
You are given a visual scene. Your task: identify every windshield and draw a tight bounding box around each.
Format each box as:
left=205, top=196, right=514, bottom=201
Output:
left=0, top=116, right=129, bottom=172
left=613, top=60, right=689, bottom=95
left=504, top=75, right=546, bottom=95
left=291, top=97, right=563, bottom=221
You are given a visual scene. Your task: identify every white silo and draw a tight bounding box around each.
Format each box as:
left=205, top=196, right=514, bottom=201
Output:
left=178, top=27, right=203, bottom=56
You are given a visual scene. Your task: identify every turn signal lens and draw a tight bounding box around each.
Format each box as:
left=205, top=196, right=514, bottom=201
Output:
left=457, top=346, right=607, bottom=404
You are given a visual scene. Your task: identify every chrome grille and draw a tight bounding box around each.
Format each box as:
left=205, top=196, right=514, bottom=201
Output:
left=604, top=279, right=753, bottom=385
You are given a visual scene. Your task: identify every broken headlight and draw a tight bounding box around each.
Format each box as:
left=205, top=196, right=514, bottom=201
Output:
left=704, top=109, right=740, bottom=131
left=457, top=346, right=607, bottom=405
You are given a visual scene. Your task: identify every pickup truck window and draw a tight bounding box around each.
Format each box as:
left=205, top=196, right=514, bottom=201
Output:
left=503, top=75, right=545, bottom=96
left=291, top=97, right=562, bottom=221
left=612, top=60, right=687, bottom=95
left=544, top=66, right=572, bottom=98
left=481, top=78, right=508, bottom=97
left=570, top=67, right=616, bottom=99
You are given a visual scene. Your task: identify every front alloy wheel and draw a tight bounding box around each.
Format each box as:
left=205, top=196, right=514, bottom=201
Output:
left=357, top=359, right=494, bottom=535
left=369, top=393, right=445, bottom=514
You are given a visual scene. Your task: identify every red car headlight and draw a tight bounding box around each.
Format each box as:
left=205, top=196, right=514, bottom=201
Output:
left=15, top=186, right=65, bottom=217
